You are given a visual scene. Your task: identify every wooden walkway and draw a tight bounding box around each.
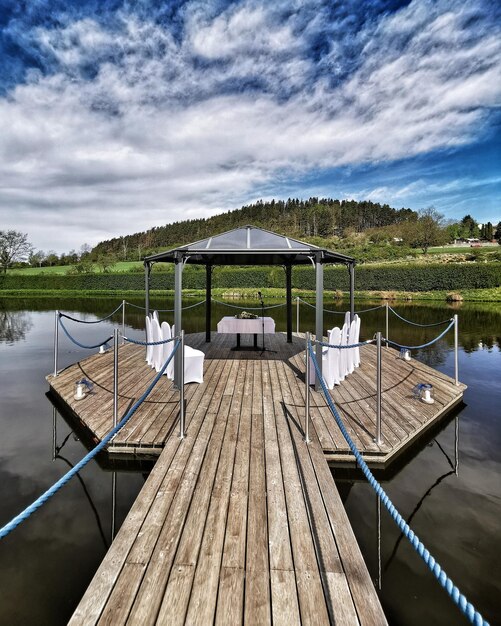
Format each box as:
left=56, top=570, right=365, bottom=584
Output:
left=49, top=332, right=466, bottom=624
left=68, top=348, right=387, bottom=625
left=47, top=333, right=465, bottom=466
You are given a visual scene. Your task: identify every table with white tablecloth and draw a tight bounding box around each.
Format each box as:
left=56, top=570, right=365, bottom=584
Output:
left=216, top=316, right=275, bottom=349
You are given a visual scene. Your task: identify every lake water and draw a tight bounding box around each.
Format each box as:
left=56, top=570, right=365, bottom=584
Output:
left=0, top=296, right=499, bottom=625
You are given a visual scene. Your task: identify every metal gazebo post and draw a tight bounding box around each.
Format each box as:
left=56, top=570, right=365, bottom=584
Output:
left=206, top=263, right=212, bottom=343
left=315, top=252, right=324, bottom=391
left=285, top=264, right=293, bottom=343
left=349, top=261, right=355, bottom=322
left=174, top=253, right=183, bottom=389
left=144, top=261, right=151, bottom=317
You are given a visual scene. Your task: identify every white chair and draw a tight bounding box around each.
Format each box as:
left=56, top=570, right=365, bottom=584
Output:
left=152, top=310, right=160, bottom=325
left=145, top=316, right=154, bottom=367
left=150, top=318, right=163, bottom=372
left=168, top=325, right=205, bottom=384
left=346, top=318, right=357, bottom=375
left=354, top=315, right=361, bottom=368
left=344, top=311, right=351, bottom=328
left=160, top=321, right=172, bottom=371
left=309, top=327, right=341, bottom=389
left=339, top=322, right=349, bottom=381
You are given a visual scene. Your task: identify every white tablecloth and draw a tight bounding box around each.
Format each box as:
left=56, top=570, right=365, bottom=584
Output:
left=217, top=316, right=275, bottom=334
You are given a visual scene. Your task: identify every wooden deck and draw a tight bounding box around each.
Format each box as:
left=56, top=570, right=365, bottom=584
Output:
left=47, top=332, right=465, bottom=467
left=67, top=337, right=388, bottom=625
left=45, top=332, right=466, bottom=624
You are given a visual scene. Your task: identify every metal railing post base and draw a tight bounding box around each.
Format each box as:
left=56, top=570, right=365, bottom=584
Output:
left=304, top=332, right=311, bottom=444
left=179, top=331, right=185, bottom=439
left=375, top=331, right=383, bottom=445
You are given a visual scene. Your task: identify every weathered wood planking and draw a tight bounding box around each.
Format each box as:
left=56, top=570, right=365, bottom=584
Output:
left=69, top=354, right=388, bottom=625
left=62, top=331, right=465, bottom=625
left=47, top=332, right=465, bottom=466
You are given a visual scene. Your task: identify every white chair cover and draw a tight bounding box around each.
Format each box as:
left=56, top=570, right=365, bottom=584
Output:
left=167, top=325, right=204, bottom=384
left=339, top=322, right=349, bottom=381
left=354, top=315, right=361, bottom=368
left=152, top=310, right=160, bottom=325
left=347, top=319, right=357, bottom=375
left=150, top=318, right=163, bottom=372
left=145, top=316, right=154, bottom=367
left=344, top=311, right=351, bottom=328
left=327, top=327, right=341, bottom=388
left=161, top=322, right=172, bottom=374
left=309, top=327, right=341, bottom=389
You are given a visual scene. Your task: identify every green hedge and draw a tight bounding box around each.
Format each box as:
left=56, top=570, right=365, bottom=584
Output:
left=1, top=263, right=500, bottom=292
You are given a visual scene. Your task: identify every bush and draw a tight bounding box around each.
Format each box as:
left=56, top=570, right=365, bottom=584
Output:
left=1, top=262, right=500, bottom=293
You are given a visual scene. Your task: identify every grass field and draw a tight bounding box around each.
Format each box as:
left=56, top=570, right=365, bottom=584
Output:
left=7, top=261, right=144, bottom=275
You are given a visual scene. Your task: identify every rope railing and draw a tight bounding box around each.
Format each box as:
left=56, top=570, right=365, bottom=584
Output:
left=0, top=341, right=180, bottom=540
left=210, top=297, right=286, bottom=311
left=385, top=319, right=456, bottom=350
left=58, top=302, right=124, bottom=324
left=123, top=335, right=178, bottom=347
left=297, top=297, right=384, bottom=315
left=307, top=341, right=488, bottom=626
left=58, top=315, right=113, bottom=350
left=315, top=338, right=376, bottom=349
left=388, top=306, right=453, bottom=328
left=124, top=300, right=206, bottom=312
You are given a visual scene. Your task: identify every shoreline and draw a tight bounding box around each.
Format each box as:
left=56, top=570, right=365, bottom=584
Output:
left=1, top=287, right=500, bottom=302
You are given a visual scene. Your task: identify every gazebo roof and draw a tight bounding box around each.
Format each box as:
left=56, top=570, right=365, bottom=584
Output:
left=144, top=225, right=354, bottom=266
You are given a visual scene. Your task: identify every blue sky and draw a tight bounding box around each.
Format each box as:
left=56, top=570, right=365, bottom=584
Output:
left=0, top=0, right=500, bottom=251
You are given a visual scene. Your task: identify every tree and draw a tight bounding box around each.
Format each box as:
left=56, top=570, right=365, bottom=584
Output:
left=45, top=250, right=59, bottom=266
left=494, top=222, right=501, bottom=243
left=96, top=252, right=117, bottom=273
left=401, top=208, right=446, bottom=254
left=29, top=250, right=46, bottom=267
left=79, top=243, right=92, bottom=260
left=0, top=230, right=33, bottom=273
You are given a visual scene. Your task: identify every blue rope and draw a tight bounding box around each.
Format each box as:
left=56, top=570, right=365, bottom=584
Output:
left=316, top=339, right=375, bottom=349
left=298, top=298, right=384, bottom=315
left=389, top=306, right=453, bottom=328
left=58, top=316, right=113, bottom=350
left=124, top=335, right=177, bottom=347
left=58, top=302, right=124, bottom=324
left=307, top=342, right=488, bottom=626
left=124, top=300, right=206, bottom=312
left=211, top=298, right=286, bottom=311
left=385, top=319, right=455, bottom=350
left=355, top=304, right=386, bottom=314
left=0, top=341, right=180, bottom=540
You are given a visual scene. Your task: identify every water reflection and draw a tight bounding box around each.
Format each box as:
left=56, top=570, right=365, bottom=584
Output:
left=361, top=416, right=460, bottom=594
left=0, top=309, right=33, bottom=343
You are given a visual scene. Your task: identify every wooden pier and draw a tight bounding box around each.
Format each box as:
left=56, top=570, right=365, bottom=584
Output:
left=46, top=332, right=464, bottom=624
left=47, top=332, right=465, bottom=467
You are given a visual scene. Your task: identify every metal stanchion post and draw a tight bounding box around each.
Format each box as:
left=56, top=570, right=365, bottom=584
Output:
left=53, top=310, right=59, bottom=377
left=375, top=331, right=383, bottom=445
left=304, top=332, right=311, bottom=443
left=296, top=296, right=300, bottom=335
left=385, top=303, right=389, bottom=347
left=52, top=406, right=57, bottom=461
left=122, top=300, right=126, bottom=345
left=113, top=328, right=119, bottom=427
left=111, top=472, right=117, bottom=542
left=454, top=314, right=459, bottom=386
left=179, top=331, right=185, bottom=439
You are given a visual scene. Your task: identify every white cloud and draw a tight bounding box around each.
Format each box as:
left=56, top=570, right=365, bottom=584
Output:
left=0, top=0, right=500, bottom=251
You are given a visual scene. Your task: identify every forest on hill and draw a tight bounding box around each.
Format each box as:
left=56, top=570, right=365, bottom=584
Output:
left=92, top=198, right=417, bottom=259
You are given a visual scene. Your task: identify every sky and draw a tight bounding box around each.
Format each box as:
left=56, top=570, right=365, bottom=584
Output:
left=0, top=0, right=500, bottom=253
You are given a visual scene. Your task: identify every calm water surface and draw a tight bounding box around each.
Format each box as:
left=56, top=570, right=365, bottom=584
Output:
left=0, top=296, right=499, bottom=625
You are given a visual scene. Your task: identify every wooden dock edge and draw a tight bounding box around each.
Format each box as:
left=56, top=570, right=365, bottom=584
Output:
left=325, top=393, right=464, bottom=468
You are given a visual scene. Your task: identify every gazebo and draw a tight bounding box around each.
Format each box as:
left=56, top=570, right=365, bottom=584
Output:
left=144, top=225, right=355, bottom=386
